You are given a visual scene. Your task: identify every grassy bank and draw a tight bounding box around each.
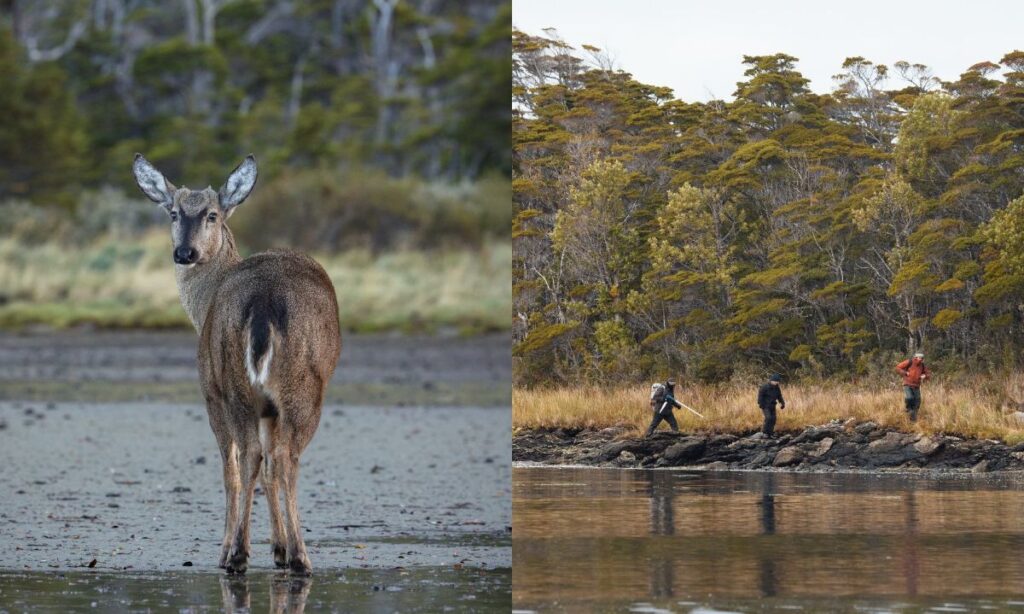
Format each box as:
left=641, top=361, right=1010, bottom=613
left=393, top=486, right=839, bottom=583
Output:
left=0, top=232, right=510, bottom=333
left=513, top=378, right=1024, bottom=443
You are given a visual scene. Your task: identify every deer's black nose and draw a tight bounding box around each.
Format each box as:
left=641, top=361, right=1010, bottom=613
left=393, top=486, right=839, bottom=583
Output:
left=173, top=246, right=198, bottom=265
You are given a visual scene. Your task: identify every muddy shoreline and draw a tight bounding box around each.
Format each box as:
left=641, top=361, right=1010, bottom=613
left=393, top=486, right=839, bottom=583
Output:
left=0, top=330, right=510, bottom=407
left=513, top=420, right=1024, bottom=473
left=1, top=402, right=510, bottom=573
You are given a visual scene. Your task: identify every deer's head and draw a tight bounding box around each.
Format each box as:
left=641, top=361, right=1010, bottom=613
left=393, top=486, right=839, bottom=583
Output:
left=132, top=154, right=257, bottom=266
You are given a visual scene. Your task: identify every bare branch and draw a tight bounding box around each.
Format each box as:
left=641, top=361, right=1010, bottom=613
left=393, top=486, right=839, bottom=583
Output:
left=24, top=18, right=86, bottom=63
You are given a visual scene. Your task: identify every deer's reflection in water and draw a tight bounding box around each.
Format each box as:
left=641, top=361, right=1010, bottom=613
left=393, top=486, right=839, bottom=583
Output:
left=220, top=574, right=313, bottom=614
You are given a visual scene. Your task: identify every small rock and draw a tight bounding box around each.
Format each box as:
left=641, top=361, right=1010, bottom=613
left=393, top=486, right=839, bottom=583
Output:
left=867, top=431, right=907, bottom=453
left=1011, top=451, right=1024, bottom=462
left=704, top=461, right=729, bottom=471
left=854, top=421, right=878, bottom=435
left=773, top=446, right=803, bottom=467
left=710, top=434, right=738, bottom=446
left=599, top=441, right=631, bottom=461
left=727, top=437, right=761, bottom=450
left=1010, top=412, right=1024, bottom=425
left=618, top=450, right=636, bottom=463
left=972, top=459, right=990, bottom=473
left=913, top=436, right=943, bottom=456
left=182, top=561, right=193, bottom=567
left=842, top=418, right=857, bottom=431
left=746, top=451, right=773, bottom=468
left=808, top=437, right=834, bottom=458
left=664, top=437, right=706, bottom=463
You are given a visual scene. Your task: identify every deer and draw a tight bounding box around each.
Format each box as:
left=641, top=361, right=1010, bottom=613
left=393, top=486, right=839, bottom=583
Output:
left=132, top=154, right=341, bottom=575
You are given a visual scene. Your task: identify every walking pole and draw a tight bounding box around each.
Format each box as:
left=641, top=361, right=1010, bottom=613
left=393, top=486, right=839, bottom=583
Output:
left=667, top=395, right=705, bottom=418
left=679, top=401, right=704, bottom=419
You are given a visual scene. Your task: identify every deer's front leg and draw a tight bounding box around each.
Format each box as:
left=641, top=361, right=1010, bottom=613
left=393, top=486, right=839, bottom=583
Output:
left=219, top=442, right=241, bottom=569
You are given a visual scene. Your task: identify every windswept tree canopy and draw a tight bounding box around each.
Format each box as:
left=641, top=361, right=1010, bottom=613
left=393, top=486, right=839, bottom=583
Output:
left=513, top=29, right=1024, bottom=386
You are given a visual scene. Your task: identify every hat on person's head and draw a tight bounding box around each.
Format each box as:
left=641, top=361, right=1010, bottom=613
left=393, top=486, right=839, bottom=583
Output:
left=769, top=373, right=782, bottom=382
left=913, top=352, right=924, bottom=359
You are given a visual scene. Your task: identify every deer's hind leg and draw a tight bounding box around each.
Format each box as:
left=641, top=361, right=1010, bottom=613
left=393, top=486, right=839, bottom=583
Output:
left=259, top=397, right=287, bottom=568
left=277, top=387, right=323, bottom=576
left=226, top=427, right=262, bottom=575
left=209, top=405, right=241, bottom=569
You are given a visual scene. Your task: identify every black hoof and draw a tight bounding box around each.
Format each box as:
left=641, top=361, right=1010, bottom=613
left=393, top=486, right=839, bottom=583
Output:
left=225, top=551, right=249, bottom=575
left=273, top=544, right=288, bottom=569
left=288, top=557, right=312, bottom=576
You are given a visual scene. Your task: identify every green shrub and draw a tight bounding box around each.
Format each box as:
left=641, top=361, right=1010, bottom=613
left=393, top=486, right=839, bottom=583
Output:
left=231, top=167, right=509, bottom=252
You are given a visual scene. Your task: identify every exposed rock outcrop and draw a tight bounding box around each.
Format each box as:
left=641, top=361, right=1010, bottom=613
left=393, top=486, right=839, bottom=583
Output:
left=512, top=420, right=1024, bottom=473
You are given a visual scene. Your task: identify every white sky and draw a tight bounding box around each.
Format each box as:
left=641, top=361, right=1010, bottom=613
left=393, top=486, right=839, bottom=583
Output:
left=513, top=0, right=1024, bottom=102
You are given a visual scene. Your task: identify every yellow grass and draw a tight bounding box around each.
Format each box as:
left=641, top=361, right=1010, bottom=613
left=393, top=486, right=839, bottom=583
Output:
left=513, top=378, right=1024, bottom=444
left=0, top=231, right=510, bottom=333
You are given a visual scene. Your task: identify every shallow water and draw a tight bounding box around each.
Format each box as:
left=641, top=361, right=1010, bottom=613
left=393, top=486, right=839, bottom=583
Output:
left=513, top=467, right=1024, bottom=612
left=0, top=567, right=511, bottom=612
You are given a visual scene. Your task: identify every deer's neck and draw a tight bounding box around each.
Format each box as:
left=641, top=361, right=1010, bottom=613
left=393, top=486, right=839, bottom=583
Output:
left=175, top=226, right=242, bottom=332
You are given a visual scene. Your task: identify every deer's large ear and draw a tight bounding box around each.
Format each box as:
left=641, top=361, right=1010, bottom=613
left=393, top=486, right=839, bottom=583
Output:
left=132, top=154, right=176, bottom=210
left=218, top=155, right=257, bottom=213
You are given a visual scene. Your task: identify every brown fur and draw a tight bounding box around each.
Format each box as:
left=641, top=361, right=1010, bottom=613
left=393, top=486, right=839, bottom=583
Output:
left=133, top=155, right=341, bottom=575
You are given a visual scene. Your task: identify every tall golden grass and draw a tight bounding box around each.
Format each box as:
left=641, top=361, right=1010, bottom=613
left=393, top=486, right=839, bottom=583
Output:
left=513, top=376, right=1024, bottom=443
left=0, top=231, right=510, bottom=332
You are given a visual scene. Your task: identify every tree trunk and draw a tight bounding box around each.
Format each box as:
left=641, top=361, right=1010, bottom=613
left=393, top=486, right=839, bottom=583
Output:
left=371, top=0, right=399, bottom=170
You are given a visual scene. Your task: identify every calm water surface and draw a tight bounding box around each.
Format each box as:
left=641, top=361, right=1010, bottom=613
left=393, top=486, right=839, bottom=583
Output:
left=0, top=567, right=510, bottom=612
left=513, top=467, right=1024, bottom=613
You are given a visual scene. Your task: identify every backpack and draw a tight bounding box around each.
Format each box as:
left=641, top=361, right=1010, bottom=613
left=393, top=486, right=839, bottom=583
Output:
left=650, top=383, right=666, bottom=403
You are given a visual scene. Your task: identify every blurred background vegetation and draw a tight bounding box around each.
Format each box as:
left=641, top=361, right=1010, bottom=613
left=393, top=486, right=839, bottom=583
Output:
left=0, top=0, right=510, bottom=333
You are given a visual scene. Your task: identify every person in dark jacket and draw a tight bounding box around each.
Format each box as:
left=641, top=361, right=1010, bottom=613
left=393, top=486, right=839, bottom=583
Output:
left=646, top=378, right=681, bottom=437
left=757, top=374, right=785, bottom=437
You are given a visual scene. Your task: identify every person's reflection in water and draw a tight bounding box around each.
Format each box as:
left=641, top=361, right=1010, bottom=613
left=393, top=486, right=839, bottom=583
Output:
left=758, top=473, right=779, bottom=598
left=902, top=489, right=920, bottom=597
left=648, top=471, right=676, bottom=536
left=646, top=471, right=676, bottom=598
left=219, top=574, right=312, bottom=614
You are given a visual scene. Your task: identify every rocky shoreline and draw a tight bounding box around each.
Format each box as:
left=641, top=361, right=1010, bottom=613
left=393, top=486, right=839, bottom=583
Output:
left=513, top=419, right=1024, bottom=473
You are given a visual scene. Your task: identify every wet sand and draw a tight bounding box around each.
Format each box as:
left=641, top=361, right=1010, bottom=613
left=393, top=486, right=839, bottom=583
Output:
left=0, top=402, right=509, bottom=572
left=0, top=330, right=511, bottom=610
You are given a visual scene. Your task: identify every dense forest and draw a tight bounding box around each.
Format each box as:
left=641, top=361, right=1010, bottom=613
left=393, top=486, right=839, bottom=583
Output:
left=513, top=29, right=1024, bottom=386
left=0, top=0, right=510, bottom=208
left=0, top=1, right=510, bottom=334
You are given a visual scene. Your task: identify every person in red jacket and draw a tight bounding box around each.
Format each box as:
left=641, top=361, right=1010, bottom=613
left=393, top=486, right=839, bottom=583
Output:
left=896, top=352, right=930, bottom=421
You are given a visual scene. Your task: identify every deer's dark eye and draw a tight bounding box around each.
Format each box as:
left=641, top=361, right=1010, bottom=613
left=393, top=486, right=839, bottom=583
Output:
left=170, top=211, right=178, bottom=221
left=207, top=212, right=217, bottom=222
